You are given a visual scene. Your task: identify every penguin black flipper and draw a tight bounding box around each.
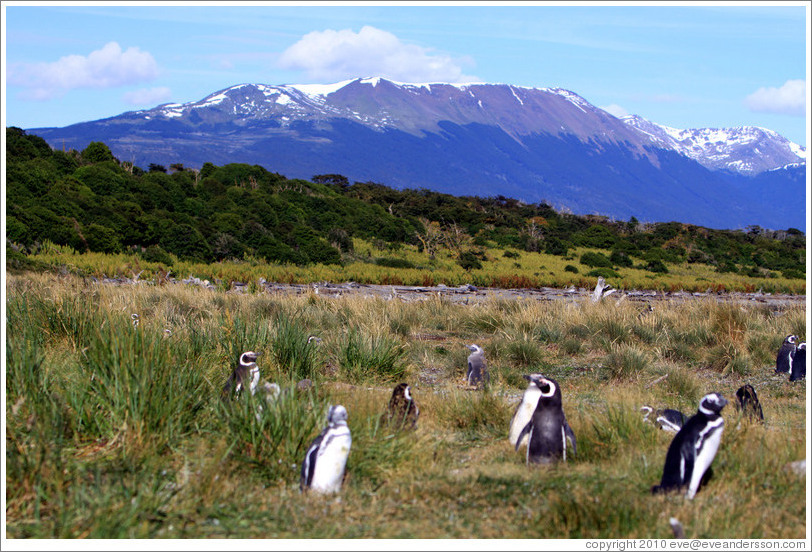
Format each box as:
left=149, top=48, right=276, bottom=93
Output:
left=564, top=419, right=577, bottom=456
left=300, top=428, right=327, bottom=491
left=515, top=421, right=532, bottom=452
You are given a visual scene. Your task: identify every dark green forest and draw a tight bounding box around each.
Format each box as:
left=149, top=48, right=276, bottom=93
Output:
left=5, top=127, right=806, bottom=279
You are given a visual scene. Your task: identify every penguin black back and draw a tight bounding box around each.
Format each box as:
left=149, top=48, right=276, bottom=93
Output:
left=775, top=335, right=797, bottom=373
left=735, top=384, right=764, bottom=422
left=790, top=343, right=806, bottom=382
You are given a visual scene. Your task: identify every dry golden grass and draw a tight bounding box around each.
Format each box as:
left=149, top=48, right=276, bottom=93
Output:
left=4, top=272, right=807, bottom=539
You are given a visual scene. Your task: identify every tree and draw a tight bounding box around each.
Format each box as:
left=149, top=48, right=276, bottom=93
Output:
left=81, top=141, right=115, bottom=164
left=414, top=218, right=443, bottom=260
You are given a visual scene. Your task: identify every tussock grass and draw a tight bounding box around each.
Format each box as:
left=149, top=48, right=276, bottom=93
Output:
left=5, top=272, right=806, bottom=539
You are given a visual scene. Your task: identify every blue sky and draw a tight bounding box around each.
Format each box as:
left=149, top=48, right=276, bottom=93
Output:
left=3, top=2, right=809, bottom=146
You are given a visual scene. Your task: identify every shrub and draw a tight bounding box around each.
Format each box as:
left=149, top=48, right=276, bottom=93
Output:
left=375, top=257, right=416, bottom=269
left=609, top=250, right=633, bottom=267
left=564, top=264, right=579, bottom=274
left=645, top=259, right=668, bottom=273
left=587, top=268, right=620, bottom=278
left=580, top=251, right=612, bottom=268
left=140, top=244, right=174, bottom=266
left=457, top=250, right=483, bottom=271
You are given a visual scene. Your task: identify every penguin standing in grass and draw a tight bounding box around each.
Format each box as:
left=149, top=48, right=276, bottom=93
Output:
left=652, top=392, right=728, bottom=499
left=641, top=406, right=689, bottom=433
left=466, top=344, right=490, bottom=387
left=382, top=383, right=419, bottom=430
left=790, top=342, right=806, bottom=382
left=301, top=405, right=352, bottom=494
left=514, top=375, right=576, bottom=464
left=735, top=384, right=764, bottom=421
left=222, top=351, right=261, bottom=399
left=775, top=335, right=797, bottom=373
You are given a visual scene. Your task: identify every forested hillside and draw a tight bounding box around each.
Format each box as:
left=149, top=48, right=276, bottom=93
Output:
left=5, top=127, right=806, bottom=281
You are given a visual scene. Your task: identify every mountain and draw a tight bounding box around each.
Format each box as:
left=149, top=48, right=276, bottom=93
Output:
left=27, top=77, right=806, bottom=230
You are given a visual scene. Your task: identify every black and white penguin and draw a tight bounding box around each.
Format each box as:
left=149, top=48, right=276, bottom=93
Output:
left=381, top=383, right=419, bottom=430
left=300, top=405, right=352, bottom=494
left=222, top=351, right=261, bottom=398
left=466, top=344, right=490, bottom=387
left=641, top=406, right=689, bottom=433
left=651, top=392, right=728, bottom=499
left=789, top=342, right=806, bottom=382
left=131, top=313, right=140, bottom=328
left=509, top=373, right=544, bottom=448
left=514, top=375, right=576, bottom=464
left=735, top=384, right=764, bottom=421
left=775, top=335, right=797, bottom=373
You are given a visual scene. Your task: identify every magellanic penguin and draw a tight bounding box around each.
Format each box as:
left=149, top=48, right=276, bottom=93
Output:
left=131, top=313, right=140, bottom=328
left=734, top=384, right=764, bottom=422
left=651, top=392, right=728, bottom=499
left=466, top=344, right=490, bottom=387
left=381, top=383, right=419, bottom=430
left=790, top=342, right=806, bottom=382
left=300, top=405, right=352, bottom=494
left=514, top=375, right=576, bottom=464
left=775, top=335, right=797, bottom=373
left=222, top=351, right=261, bottom=399
left=641, top=406, right=689, bottom=433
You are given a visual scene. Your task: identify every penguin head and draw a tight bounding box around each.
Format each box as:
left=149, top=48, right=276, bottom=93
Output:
left=240, top=351, right=261, bottom=366
left=528, top=375, right=561, bottom=406
left=640, top=405, right=653, bottom=421
left=307, top=335, right=323, bottom=345
left=698, top=392, right=728, bottom=416
left=467, top=344, right=484, bottom=355
left=785, top=335, right=797, bottom=345
left=391, top=382, right=411, bottom=401
left=798, top=342, right=806, bottom=351
left=328, top=404, right=348, bottom=426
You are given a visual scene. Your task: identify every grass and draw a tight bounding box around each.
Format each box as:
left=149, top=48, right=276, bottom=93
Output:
left=16, top=238, right=807, bottom=294
left=4, top=271, right=807, bottom=539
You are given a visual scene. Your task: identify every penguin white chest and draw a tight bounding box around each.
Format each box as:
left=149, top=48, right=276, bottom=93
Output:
left=686, top=418, right=724, bottom=499
left=509, top=389, right=541, bottom=447
left=310, top=429, right=352, bottom=494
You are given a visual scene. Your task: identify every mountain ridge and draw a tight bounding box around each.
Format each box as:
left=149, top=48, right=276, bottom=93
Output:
left=26, top=77, right=807, bottom=230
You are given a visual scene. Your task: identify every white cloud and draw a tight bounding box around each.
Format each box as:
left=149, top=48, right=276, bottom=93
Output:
left=8, top=42, right=159, bottom=100
left=601, top=104, right=629, bottom=118
left=277, top=25, right=478, bottom=83
left=744, top=79, right=805, bottom=116
left=123, top=87, right=172, bottom=106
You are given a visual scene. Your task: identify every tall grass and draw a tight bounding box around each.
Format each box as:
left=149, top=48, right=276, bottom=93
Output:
left=5, top=272, right=806, bottom=539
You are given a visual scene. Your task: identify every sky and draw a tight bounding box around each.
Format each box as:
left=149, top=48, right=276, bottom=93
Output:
left=2, top=1, right=809, bottom=147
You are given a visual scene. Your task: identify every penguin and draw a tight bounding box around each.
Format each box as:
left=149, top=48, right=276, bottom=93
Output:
left=651, top=392, right=728, bottom=499
left=514, top=375, right=576, bottom=464
left=131, top=313, right=140, bottom=328
left=307, top=335, right=323, bottom=346
left=509, top=373, right=544, bottom=448
left=255, top=382, right=281, bottom=421
left=734, top=384, right=764, bottom=421
left=300, top=405, right=352, bottom=494
left=775, top=335, right=797, bottom=373
left=466, top=344, right=490, bottom=387
left=641, top=406, right=689, bottom=433
left=381, top=383, right=419, bottom=430
left=222, top=351, right=261, bottom=398
left=789, top=342, right=806, bottom=382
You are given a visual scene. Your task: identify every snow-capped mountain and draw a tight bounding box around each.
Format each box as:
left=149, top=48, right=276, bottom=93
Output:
left=27, top=77, right=807, bottom=229
left=620, top=115, right=805, bottom=174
